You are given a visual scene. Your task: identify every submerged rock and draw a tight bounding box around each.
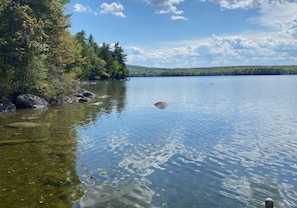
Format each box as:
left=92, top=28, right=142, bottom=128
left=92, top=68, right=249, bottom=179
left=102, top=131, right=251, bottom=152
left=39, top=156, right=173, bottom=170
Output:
left=154, top=101, right=168, bottom=109
left=92, top=102, right=103, bottom=106
left=20, top=116, right=40, bottom=120
left=16, top=94, right=48, bottom=109
left=5, top=122, right=41, bottom=128
left=97, top=95, right=109, bottom=99
left=0, top=139, right=45, bottom=146
left=78, top=97, right=90, bottom=102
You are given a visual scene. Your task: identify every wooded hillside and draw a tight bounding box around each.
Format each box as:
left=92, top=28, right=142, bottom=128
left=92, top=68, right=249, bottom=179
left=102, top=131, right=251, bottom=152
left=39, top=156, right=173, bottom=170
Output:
left=0, top=1, right=128, bottom=100
left=128, top=65, right=297, bottom=77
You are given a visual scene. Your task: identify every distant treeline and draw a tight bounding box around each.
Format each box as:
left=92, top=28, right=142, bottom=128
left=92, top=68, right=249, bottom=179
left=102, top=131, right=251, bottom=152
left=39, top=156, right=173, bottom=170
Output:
left=128, top=65, right=297, bottom=77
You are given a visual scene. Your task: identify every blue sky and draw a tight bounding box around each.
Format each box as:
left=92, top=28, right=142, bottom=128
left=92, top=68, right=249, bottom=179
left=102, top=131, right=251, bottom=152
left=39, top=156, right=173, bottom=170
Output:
left=67, top=0, right=297, bottom=68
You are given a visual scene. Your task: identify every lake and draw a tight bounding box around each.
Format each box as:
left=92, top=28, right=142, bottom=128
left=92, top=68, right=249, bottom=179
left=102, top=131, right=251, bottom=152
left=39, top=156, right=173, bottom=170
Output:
left=0, top=76, right=297, bottom=208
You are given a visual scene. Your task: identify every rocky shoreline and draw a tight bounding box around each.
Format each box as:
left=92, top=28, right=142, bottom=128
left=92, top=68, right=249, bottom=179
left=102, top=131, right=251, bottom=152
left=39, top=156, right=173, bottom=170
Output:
left=0, top=88, right=95, bottom=113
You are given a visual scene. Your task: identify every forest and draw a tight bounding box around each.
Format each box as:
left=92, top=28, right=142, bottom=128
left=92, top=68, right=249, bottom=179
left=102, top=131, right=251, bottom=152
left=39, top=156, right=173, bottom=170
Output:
left=0, top=0, right=129, bottom=101
left=1, top=1, right=296, bottom=103
left=128, top=65, right=297, bottom=77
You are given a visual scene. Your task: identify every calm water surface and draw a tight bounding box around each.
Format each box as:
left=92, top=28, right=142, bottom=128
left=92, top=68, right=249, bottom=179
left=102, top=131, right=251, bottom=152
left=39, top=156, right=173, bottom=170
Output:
left=1, top=76, right=297, bottom=208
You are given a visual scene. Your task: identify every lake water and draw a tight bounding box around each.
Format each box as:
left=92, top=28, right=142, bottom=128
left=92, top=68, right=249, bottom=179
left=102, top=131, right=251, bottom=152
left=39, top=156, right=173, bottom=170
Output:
left=0, top=76, right=297, bottom=208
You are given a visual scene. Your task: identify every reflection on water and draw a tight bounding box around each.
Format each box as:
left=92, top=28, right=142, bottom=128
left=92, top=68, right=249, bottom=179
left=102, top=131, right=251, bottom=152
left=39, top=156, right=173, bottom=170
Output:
left=73, top=180, right=154, bottom=208
left=1, top=77, right=297, bottom=207
left=0, top=81, right=127, bottom=208
left=74, top=76, right=297, bottom=208
left=117, top=127, right=204, bottom=177
left=214, top=109, right=297, bottom=208
left=75, top=125, right=207, bottom=207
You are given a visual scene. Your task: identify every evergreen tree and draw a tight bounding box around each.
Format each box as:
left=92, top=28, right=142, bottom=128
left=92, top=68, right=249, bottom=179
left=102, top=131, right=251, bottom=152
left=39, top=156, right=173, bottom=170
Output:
left=74, top=31, right=109, bottom=80
left=113, top=42, right=127, bottom=65
left=98, top=43, right=115, bottom=79
left=113, top=42, right=129, bottom=79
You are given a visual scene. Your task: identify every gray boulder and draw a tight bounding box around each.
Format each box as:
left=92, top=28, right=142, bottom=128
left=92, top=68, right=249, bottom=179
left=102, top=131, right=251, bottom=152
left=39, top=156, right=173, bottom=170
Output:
left=82, top=90, right=95, bottom=98
left=154, top=101, right=168, bottom=109
left=0, top=96, right=16, bottom=113
left=59, top=96, right=78, bottom=104
left=16, top=94, right=48, bottom=109
left=75, top=89, right=95, bottom=103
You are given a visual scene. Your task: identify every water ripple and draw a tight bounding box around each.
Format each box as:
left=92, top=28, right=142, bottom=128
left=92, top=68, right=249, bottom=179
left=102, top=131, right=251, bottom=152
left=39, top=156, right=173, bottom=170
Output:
left=74, top=76, right=297, bottom=207
left=208, top=115, right=297, bottom=207
left=74, top=180, right=154, bottom=208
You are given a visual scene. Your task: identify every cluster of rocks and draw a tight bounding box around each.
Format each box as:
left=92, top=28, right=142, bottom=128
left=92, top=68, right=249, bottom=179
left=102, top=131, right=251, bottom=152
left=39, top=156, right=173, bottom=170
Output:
left=52, top=90, right=96, bottom=104
left=0, top=89, right=95, bottom=113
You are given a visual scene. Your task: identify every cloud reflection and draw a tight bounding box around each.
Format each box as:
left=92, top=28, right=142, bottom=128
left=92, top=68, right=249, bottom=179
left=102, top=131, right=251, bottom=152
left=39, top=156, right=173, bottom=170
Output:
left=75, top=126, right=206, bottom=207
left=108, top=127, right=205, bottom=177
left=74, top=180, right=154, bottom=208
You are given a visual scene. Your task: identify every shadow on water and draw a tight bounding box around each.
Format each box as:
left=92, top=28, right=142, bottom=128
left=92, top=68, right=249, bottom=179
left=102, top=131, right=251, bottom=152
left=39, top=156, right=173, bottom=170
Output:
left=0, top=81, right=127, bottom=208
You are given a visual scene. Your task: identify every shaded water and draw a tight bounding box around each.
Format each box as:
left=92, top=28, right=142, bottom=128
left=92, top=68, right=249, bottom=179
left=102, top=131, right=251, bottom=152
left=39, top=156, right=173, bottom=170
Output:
left=1, top=76, right=297, bottom=207
left=0, top=81, right=125, bottom=208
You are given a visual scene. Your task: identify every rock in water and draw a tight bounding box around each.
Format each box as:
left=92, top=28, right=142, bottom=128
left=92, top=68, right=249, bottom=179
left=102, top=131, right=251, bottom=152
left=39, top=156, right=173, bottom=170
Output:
left=0, top=96, right=16, bottom=113
left=82, top=90, right=95, bottom=98
left=154, top=102, right=168, bottom=109
left=16, top=94, right=48, bottom=109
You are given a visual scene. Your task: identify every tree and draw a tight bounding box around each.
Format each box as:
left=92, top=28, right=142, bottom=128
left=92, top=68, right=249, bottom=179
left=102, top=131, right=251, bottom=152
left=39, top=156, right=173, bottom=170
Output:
left=113, top=42, right=127, bottom=65
left=74, top=31, right=109, bottom=80
left=0, top=1, right=130, bottom=101
left=0, top=2, right=48, bottom=96
left=113, top=42, right=129, bottom=79
left=29, top=0, right=81, bottom=98
left=98, top=43, right=114, bottom=78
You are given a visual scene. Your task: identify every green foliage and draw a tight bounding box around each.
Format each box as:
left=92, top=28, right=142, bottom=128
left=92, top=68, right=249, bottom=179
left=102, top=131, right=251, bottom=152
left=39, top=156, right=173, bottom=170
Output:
left=74, top=31, right=129, bottom=80
left=0, top=0, right=10, bottom=13
left=0, top=0, right=129, bottom=102
left=0, top=2, right=48, bottom=96
left=128, top=65, right=297, bottom=77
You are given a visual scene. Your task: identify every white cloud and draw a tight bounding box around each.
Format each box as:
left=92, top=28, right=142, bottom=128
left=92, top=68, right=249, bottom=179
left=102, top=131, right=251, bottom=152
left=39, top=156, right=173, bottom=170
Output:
left=286, top=15, right=297, bottom=38
left=171, top=15, right=188, bottom=20
left=72, top=3, right=99, bottom=15
left=100, top=2, right=126, bottom=18
left=248, top=2, right=297, bottom=34
left=130, top=47, right=144, bottom=55
left=143, top=0, right=185, bottom=15
left=204, top=0, right=296, bottom=10
left=73, top=1, right=297, bottom=67
left=204, top=0, right=260, bottom=10
left=127, top=30, right=297, bottom=68
left=73, top=3, right=90, bottom=12
left=126, top=0, right=297, bottom=67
